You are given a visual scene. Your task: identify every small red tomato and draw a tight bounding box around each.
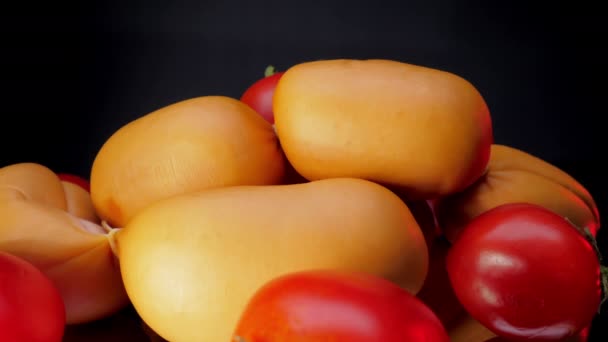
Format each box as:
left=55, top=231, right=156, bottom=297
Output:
left=0, top=251, right=66, bottom=342
left=232, top=270, right=450, bottom=342
left=447, top=203, right=603, bottom=341
left=240, top=65, right=284, bottom=124
left=57, top=173, right=90, bottom=192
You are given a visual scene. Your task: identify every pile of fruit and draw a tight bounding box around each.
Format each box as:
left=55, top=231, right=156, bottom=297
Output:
left=0, top=59, right=604, bottom=342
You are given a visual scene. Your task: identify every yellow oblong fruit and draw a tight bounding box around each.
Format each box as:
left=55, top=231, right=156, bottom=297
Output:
left=115, top=178, right=429, bottom=342
left=0, top=162, right=128, bottom=324
left=273, top=59, right=493, bottom=200
left=90, top=95, right=285, bottom=228
left=436, top=144, right=600, bottom=242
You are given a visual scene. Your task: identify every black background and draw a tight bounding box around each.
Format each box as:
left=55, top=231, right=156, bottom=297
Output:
left=1, top=0, right=606, bottom=340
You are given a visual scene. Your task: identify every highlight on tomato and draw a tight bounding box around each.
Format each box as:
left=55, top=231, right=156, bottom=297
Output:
left=232, top=270, right=450, bottom=342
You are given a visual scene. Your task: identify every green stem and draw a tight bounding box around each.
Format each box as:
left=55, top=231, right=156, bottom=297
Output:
left=601, top=266, right=608, bottom=312
left=234, top=336, right=248, bottom=342
left=565, top=218, right=608, bottom=313
left=264, top=65, right=277, bottom=77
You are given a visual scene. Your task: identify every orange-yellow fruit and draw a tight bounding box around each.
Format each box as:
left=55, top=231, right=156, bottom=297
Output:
left=273, top=58, right=493, bottom=200
left=90, top=95, right=285, bottom=227
left=0, top=162, right=128, bottom=324
left=61, top=181, right=99, bottom=223
left=436, top=144, right=600, bottom=242
left=115, top=178, right=429, bottom=342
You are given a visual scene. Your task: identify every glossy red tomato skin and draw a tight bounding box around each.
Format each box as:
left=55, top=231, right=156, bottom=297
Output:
left=446, top=203, right=601, bottom=341
left=0, top=251, right=66, bottom=342
left=57, top=173, right=90, bottom=192
left=240, top=72, right=284, bottom=124
left=233, top=270, right=450, bottom=342
left=481, top=324, right=592, bottom=342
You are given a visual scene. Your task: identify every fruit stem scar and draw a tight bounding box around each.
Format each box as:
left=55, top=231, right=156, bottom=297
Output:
left=102, top=220, right=112, bottom=233
left=102, top=220, right=122, bottom=258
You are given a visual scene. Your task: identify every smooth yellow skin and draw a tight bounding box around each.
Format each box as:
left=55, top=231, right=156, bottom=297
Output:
left=273, top=59, right=493, bottom=199
left=91, top=95, right=285, bottom=228
left=0, top=163, right=128, bottom=324
left=116, top=178, right=429, bottom=342
left=62, top=181, right=99, bottom=223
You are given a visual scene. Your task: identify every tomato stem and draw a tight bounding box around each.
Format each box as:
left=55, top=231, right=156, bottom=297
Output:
left=564, top=218, right=608, bottom=312
left=234, top=336, right=248, bottom=342
left=264, top=65, right=277, bottom=77
left=601, top=266, right=608, bottom=312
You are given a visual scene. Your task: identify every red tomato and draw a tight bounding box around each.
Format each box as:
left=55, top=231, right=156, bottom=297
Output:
left=232, top=270, right=450, bottom=342
left=0, top=251, right=66, bottom=342
left=240, top=65, right=284, bottom=124
left=57, top=173, right=90, bottom=192
left=447, top=203, right=603, bottom=341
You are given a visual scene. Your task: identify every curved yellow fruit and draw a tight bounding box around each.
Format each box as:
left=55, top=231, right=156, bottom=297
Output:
left=436, top=144, right=600, bottom=242
left=115, top=178, right=428, bottom=342
left=91, top=95, right=285, bottom=228
left=273, top=59, right=493, bottom=200
left=0, top=162, right=128, bottom=324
